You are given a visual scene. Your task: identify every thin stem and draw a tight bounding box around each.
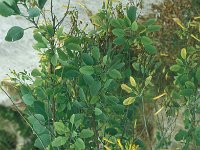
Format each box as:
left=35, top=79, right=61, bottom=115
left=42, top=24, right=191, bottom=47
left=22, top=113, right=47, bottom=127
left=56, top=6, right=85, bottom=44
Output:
left=55, top=0, right=71, bottom=29
left=141, top=96, right=152, bottom=149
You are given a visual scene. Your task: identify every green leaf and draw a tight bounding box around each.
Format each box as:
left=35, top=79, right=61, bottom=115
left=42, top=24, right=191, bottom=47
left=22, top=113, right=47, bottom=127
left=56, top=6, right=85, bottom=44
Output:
left=33, top=42, right=47, bottom=49
left=141, top=36, right=153, bottom=45
left=89, top=81, right=101, bottom=96
left=20, top=85, right=30, bottom=95
left=33, top=32, right=43, bottom=43
left=33, top=101, right=47, bottom=118
left=175, top=129, right=187, bottom=141
left=57, top=48, right=68, bottom=61
left=108, top=69, right=122, bottom=79
left=70, top=114, right=75, bottom=124
left=74, top=138, right=85, bottom=150
left=103, top=55, right=108, bottom=64
left=111, top=19, right=122, bottom=28
left=145, top=76, right=152, bottom=86
left=176, top=58, right=184, bottom=65
left=103, top=79, right=113, bottom=89
left=112, top=28, right=125, bottom=37
left=90, top=96, right=99, bottom=104
left=79, top=88, right=86, bottom=101
left=64, top=69, right=79, bottom=78
left=33, top=123, right=47, bottom=135
left=31, top=69, right=41, bottom=77
left=80, top=129, right=94, bottom=138
left=28, top=114, right=45, bottom=126
left=34, top=134, right=50, bottom=149
left=51, top=54, right=57, bottom=66
left=0, top=0, right=15, bottom=6
left=5, top=26, right=24, bottom=42
left=105, top=128, right=118, bottom=136
left=28, top=8, right=40, bottom=18
left=67, top=43, right=83, bottom=51
left=81, top=53, right=94, bottom=65
left=170, top=65, right=181, bottom=72
left=127, top=6, right=137, bottom=22
left=185, top=81, right=195, bottom=89
left=52, top=136, right=67, bottom=147
left=113, top=37, right=125, bottom=45
left=144, top=18, right=157, bottom=26
left=22, top=94, right=36, bottom=105
left=123, top=97, right=135, bottom=106
left=195, top=127, right=200, bottom=146
left=147, top=25, right=161, bottom=32
left=195, top=68, right=200, bottom=82
left=83, top=75, right=94, bottom=85
left=131, top=21, right=138, bottom=31
left=54, top=122, right=67, bottom=135
left=79, top=66, right=94, bottom=75
left=38, top=0, right=47, bottom=9
left=0, top=2, right=14, bottom=17
left=95, top=108, right=102, bottom=116
left=144, top=44, right=157, bottom=54
left=180, top=89, right=193, bottom=97
left=92, top=47, right=100, bottom=60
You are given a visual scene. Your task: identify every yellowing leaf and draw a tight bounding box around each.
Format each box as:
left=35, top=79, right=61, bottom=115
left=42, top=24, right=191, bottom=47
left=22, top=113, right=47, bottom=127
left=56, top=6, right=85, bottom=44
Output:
left=154, top=106, right=164, bottom=116
left=153, top=93, right=167, bottom=101
left=123, top=97, right=135, bottom=106
left=121, top=84, right=132, bottom=93
left=104, top=145, right=112, bottom=150
left=130, top=76, right=136, bottom=87
left=55, top=65, right=62, bottom=70
left=103, top=137, right=114, bottom=144
left=190, top=34, right=200, bottom=42
left=173, top=18, right=185, bottom=29
left=194, top=16, right=200, bottom=20
left=181, top=48, right=187, bottom=59
left=117, top=139, right=124, bottom=150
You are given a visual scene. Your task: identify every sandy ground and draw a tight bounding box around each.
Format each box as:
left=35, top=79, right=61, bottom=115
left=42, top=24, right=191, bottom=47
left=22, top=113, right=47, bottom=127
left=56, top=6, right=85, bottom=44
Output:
left=0, top=0, right=164, bottom=103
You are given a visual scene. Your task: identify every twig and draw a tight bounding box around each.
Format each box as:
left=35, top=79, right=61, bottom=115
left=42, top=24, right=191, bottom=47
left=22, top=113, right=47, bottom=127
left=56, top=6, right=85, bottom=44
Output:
left=55, top=0, right=71, bottom=29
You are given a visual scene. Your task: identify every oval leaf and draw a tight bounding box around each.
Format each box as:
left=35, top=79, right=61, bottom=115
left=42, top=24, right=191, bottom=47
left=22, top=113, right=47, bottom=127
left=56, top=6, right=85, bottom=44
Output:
left=74, top=138, right=85, bottom=150
left=67, top=43, right=83, bottom=51
left=141, top=36, right=153, bottom=45
left=130, top=76, right=137, bottom=87
left=144, top=44, right=157, bottom=54
left=5, top=26, right=24, bottom=42
left=28, top=8, right=40, bottom=18
left=121, top=84, right=132, bottom=93
left=80, top=129, right=94, bottom=138
left=95, top=108, right=102, bottom=116
left=181, top=48, right=187, bottom=60
left=108, top=69, right=122, bottom=79
left=112, top=28, right=125, bottom=37
left=79, top=66, right=94, bottom=75
left=52, top=136, right=67, bottom=147
left=196, top=68, right=200, bottom=82
left=22, top=94, right=36, bottom=105
left=127, top=6, right=137, bottom=22
left=123, top=97, right=135, bottom=106
left=131, top=21, right=138, bottom=31
left=147, top=25, right=161, bottom=32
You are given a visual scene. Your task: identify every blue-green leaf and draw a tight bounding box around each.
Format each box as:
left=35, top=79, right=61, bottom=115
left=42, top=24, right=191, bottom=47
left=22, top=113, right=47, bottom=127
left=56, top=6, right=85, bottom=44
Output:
left=5, top=26, right=24, bottom=42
